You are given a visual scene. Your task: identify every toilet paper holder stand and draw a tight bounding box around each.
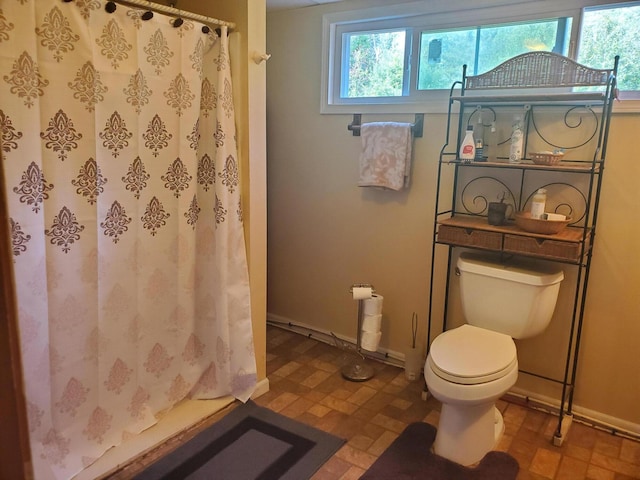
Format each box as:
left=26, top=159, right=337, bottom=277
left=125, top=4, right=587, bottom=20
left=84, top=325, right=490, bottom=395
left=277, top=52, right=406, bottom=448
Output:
left=342, top=283, right=376, bottom=382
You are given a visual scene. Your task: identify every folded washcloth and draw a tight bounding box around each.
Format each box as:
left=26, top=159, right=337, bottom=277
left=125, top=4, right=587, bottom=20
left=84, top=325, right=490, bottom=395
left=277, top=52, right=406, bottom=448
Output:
left=358, top=122, right=413, bottom=191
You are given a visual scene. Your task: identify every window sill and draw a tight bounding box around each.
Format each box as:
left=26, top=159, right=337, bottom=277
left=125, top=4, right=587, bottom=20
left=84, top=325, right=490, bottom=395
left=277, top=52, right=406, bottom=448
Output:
left=321, top=98, right=640, bottom=116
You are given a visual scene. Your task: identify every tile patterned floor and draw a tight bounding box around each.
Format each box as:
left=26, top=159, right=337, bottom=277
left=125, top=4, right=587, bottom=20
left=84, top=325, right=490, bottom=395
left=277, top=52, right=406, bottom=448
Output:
left=105, top=325, right=640, bottom=479
left=253, top=325, right=640, bottom=480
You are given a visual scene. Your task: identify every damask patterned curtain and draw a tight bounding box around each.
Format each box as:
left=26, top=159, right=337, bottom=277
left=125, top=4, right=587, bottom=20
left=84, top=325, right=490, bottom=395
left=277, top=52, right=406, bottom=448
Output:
left=0, top=1, right=256, bottom=478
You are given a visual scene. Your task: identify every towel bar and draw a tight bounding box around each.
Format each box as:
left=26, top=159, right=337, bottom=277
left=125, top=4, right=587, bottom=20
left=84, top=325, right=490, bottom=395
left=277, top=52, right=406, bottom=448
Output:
left=347, top=113, right=424, bottom=137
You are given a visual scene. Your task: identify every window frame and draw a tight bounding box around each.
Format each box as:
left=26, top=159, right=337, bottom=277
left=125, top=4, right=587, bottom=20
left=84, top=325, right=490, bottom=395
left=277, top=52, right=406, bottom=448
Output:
left=320, top=0, right=638, bottom=115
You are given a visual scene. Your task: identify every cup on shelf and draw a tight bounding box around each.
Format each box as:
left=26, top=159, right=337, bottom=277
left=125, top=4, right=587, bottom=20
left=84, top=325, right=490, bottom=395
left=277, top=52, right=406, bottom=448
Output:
left=487, top=202, right=513, bottom=226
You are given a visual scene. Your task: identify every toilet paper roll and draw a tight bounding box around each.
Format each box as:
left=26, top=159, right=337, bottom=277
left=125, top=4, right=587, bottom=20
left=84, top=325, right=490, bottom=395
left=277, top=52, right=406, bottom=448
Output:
left=361, top=331, right=382, bottom=352
left=361, top=313, right=382, bottom=333
left=352, top=287, right=373, bottom=300
left=363, top=294, right=383, bottom=315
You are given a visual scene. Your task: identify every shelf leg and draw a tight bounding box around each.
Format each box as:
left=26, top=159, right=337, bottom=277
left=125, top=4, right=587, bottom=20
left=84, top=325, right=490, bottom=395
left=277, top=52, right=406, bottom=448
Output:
left=552, top=414, right=573, bottom=447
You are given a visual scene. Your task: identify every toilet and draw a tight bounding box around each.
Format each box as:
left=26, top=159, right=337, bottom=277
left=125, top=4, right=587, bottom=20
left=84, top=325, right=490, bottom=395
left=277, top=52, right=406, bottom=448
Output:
left=424, top=252, right=564, bottom=466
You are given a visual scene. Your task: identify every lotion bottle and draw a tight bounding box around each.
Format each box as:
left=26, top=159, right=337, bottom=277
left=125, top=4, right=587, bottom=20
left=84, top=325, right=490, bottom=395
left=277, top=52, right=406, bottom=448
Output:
left=460, top=126, right=475, bottom=162
left=530, top=188, right=547, bottom=219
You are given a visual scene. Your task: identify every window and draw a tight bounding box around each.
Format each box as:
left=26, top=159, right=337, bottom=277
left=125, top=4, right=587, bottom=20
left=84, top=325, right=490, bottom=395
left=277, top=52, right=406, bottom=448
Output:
left=417, top=19, right=570, bottom=90
left=578, top=3, right=640, bottom=95
left=322, top=1, right=639, bottom=113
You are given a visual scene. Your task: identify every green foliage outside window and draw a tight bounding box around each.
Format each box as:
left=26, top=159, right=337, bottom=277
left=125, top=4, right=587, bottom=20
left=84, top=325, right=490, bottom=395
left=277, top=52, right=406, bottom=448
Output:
left=578, top=5, right=640, bottom=91
left=418, top=20, right=565, bottom=90
left=340, top=4, right=639, bottom=99
left=345, top=31, right=405, bottom=97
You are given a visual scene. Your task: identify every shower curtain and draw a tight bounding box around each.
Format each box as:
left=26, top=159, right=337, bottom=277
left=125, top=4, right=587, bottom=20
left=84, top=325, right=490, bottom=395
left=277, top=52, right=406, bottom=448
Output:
left=0, top=1, right=257, bottom=478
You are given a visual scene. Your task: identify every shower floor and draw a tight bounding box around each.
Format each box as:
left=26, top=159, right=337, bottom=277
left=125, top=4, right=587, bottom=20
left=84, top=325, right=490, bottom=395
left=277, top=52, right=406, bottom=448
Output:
left=75, top=397, right=234, bottom=480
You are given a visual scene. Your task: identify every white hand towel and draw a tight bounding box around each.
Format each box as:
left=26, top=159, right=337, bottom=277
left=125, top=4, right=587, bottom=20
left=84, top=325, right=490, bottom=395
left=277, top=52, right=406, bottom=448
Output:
left=358, top=122, right=413, bottom=191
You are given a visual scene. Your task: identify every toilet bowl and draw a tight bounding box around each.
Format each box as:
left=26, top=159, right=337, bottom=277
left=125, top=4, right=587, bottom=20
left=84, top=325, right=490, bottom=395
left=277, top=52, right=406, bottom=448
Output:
left=425, top=324, right=518, bottom=465
left=424, top=252, right=564, bottom=466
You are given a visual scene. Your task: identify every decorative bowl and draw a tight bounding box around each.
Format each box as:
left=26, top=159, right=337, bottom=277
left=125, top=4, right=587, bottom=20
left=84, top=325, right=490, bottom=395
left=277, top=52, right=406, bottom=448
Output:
left=531, top=151, right=564, bottom=165
left=514, top=211, right=571, bottom=235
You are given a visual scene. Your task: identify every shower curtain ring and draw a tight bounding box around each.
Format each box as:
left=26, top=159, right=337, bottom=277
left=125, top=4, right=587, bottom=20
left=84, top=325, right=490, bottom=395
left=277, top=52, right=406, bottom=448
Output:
left=105, top=1, right=116, bottom=13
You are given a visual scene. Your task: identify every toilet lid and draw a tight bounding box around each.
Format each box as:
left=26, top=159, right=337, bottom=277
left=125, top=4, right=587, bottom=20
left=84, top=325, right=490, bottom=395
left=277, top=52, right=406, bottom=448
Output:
left=429, top=325, right=517, bottom=385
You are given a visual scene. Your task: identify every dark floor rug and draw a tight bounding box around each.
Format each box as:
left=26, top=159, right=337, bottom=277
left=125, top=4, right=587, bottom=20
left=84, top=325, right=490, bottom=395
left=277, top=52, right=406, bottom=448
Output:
left=360, top=422, right=519, bottom=480
left=134, top=400, right=345, bottom=480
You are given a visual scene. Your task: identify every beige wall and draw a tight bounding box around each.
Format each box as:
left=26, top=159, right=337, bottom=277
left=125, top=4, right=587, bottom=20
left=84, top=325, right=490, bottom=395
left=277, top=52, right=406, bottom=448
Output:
left=266, top=1, right=640, bottom=430
left=181, top=0, right=268, bottom=382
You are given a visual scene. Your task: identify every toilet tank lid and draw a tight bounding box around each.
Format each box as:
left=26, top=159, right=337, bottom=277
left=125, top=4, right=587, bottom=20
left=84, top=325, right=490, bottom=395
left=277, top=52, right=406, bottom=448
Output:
left=457, top=253, right=564, bottom=286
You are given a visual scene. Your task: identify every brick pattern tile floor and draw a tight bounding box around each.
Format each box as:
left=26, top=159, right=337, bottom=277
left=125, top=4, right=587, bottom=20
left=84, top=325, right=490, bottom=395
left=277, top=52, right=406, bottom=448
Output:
left=253, top=326, right=640, bottom=480
left=107, top=325, right=640, bottom=479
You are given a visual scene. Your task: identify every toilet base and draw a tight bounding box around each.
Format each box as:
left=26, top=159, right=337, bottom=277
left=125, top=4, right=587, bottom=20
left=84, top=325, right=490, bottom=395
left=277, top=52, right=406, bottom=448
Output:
left=434, top=402, right=505, bottom=466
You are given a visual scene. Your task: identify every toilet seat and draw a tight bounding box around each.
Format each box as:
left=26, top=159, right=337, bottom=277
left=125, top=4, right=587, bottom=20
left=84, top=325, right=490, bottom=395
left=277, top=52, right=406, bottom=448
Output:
left=429, top=325, right=517, bottom=385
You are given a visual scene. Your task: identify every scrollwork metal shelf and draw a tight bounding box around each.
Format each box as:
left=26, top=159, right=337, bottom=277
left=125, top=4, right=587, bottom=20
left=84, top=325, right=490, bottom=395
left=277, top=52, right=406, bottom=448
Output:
left=426, top=51, right=618, bottom=448
left=443, top=159, right=602, bottom=173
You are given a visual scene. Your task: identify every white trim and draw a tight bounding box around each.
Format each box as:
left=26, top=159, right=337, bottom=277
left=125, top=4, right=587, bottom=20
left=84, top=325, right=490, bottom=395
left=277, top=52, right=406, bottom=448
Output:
left=251, top=377, right=270, bottom=400
left=320, top=13, right=333, bottom=114
left=319, top=98, right=638, bottom=116
left=612, top=99, right=640, bottom=114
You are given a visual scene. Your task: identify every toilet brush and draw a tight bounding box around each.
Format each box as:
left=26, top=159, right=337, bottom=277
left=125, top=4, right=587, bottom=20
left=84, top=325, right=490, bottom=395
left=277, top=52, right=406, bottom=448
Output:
left=405, top=312, right=422, bottom=381
left=411, top=312, right=418, bottom=349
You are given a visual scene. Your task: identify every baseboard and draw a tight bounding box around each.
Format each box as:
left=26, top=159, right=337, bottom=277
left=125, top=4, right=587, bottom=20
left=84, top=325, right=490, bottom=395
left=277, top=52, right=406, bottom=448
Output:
left=251, top=377, right=270, bottom=400
left=266, top=313, right=405, bottom=367
left=508, top=387, right=640, bottom=440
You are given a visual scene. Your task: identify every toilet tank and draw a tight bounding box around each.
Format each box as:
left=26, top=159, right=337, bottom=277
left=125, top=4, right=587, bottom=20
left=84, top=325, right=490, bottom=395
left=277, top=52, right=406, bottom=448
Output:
left=457, top=253, right=564, bottom=339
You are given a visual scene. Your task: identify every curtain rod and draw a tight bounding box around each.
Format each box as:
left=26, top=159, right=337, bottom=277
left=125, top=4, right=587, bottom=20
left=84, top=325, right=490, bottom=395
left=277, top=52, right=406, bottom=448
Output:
left=110, top=0, right=236, bottom=30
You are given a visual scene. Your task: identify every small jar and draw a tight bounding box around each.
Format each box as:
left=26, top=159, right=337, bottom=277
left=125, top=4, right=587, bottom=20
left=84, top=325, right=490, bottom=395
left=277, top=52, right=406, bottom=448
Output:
left=474, top=138, right=484, bottom=161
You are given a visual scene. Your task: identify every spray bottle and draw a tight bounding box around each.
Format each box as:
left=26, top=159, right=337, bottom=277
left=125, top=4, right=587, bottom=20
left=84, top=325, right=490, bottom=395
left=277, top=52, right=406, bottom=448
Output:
left=509, top=116, right=524, bottom=164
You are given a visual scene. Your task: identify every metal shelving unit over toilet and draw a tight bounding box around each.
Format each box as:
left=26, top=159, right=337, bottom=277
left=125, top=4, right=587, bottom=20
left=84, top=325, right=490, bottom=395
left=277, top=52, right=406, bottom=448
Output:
left=425, top=52, right=618, bottom=446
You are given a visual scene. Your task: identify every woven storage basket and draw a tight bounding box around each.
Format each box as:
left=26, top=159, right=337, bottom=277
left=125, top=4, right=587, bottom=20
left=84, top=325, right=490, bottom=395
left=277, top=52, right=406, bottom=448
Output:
left=504, top=235, right=581, bottom=262
left=531, top=151, right=564, bottom=165
left=437, top=225, right=502, bottom=250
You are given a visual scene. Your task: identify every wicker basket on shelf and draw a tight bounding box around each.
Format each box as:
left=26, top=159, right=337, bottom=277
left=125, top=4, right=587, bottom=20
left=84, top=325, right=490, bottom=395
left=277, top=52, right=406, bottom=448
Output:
left=515, top=211, right=571, bottom=234
left=531, top=151, right=564, bottom=165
